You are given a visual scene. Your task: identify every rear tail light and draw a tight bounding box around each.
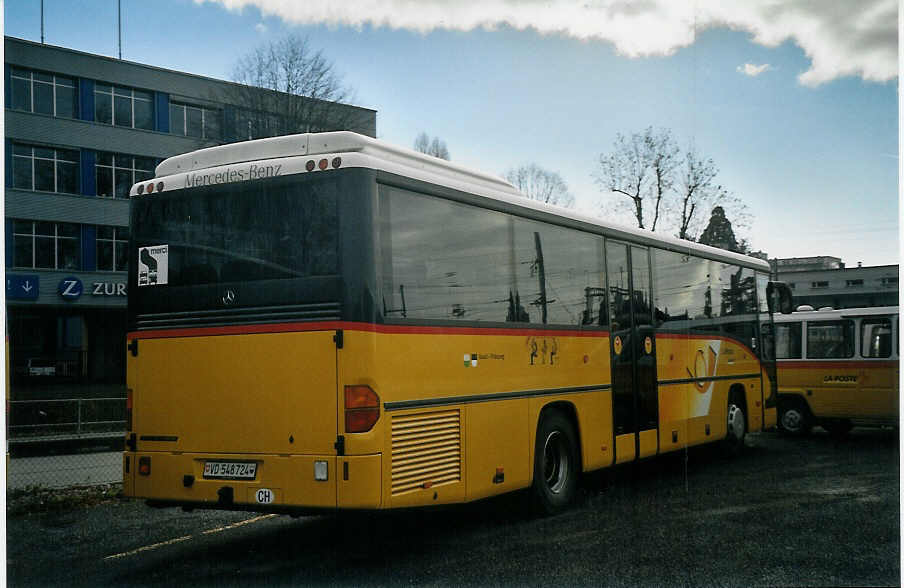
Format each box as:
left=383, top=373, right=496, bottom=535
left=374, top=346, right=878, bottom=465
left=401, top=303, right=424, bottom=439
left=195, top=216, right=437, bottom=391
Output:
left=138, top=456, right=151, bottom=476
left=344, top=385, right=380, bottom=433
left=126, top=388, right=133, bottom=431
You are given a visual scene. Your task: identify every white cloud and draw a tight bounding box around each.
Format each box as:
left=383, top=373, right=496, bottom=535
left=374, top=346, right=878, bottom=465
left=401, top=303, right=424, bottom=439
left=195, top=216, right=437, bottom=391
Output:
left=254, top=22, right=267, bottom=33
left=198, top=0, right=898, bottom=86
left=737, top=63, right=771, bottom=77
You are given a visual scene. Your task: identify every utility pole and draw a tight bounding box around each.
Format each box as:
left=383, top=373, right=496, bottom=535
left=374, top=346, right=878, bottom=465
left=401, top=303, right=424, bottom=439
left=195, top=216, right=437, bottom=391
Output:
left=533, top=232, right=547, bottom=324
left=118, top=0, right=122, bottom=59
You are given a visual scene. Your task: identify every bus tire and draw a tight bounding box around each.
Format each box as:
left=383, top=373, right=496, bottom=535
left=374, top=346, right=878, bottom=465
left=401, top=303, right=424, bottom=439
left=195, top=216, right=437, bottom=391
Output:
left=778, top=399, right=812, bottom=436
left=531, top=410, right=579, bottom=515
left=723, top=391, right=747, bottom=456
left=822, top=419, right=853, bottom=438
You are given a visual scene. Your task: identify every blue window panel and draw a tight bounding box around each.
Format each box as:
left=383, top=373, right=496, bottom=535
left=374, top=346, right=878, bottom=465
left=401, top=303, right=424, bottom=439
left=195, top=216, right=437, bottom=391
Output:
left=155, top=92, right=169, bottom=133
left=4, top=139, right=11, bottom=189
left=5, top=219, right=13, bottom=268
left=81, top=150, right=96, bottom=196
left=82, top=225, right=97, bottom=271
left=79, top=79, right=94, bottom=121
left=4, top=64, right=11, bottom=110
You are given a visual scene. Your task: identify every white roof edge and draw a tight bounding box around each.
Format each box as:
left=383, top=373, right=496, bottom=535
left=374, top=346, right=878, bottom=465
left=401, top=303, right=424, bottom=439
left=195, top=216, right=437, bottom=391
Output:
left=151, top=131, right=771, bottom=272
left=155, top=131, right=519, bottom=196
left=776, top=305, right=899, bottom=321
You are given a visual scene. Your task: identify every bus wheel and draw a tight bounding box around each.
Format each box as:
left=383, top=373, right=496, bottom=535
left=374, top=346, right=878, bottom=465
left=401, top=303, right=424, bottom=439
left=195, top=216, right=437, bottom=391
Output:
left=822, top=419, right=853, bottom=438
left=779, top=401, right=811, bottom=436
left=531, top=410, right=578, bottom=515
left=723, top=394, right=747, bottom=456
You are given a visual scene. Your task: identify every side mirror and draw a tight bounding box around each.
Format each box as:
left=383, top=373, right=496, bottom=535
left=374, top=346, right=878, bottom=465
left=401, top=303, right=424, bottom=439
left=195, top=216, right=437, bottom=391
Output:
left=767, top=281, right=794, bottom=315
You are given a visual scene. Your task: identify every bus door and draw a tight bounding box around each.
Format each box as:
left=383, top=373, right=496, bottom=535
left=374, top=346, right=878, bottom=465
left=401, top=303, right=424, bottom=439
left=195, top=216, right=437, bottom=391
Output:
left=607, top=242, right=659, bottom=463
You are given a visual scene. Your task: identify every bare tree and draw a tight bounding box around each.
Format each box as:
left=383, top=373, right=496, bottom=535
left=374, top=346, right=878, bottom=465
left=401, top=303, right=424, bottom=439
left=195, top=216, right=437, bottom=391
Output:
left=504, top=163, right=575, bottom=208
left=595, top=128, right=752, bottom=241
left=413, top=132, right=450, bottom=160
left=594, top=127, right=676, bottom=230
left=676, top=149, right=719, bottom=240
left=675, top=149, right=750, bottom=242
left=647, top=129, right=680, bottom=232
left=224, top=34, right=366, bottom=140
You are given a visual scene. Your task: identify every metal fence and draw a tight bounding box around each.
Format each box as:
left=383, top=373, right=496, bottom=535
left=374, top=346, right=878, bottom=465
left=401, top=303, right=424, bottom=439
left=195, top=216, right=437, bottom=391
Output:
left=8, top=398, right=126, bottom=490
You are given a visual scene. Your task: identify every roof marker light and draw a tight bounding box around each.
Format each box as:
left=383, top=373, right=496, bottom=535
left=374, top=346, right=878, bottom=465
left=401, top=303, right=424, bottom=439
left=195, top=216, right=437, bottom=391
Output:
left=156, top=181, right=164, bottom=192
left=332, top=157, right=342, bottom=169
left=137, top=184, right=144, bottom=195
left=318, top=159, right=328, bottom=171
left=147, top=183, right=154, bottom=193
left=306, top=160, right=315, bottom=172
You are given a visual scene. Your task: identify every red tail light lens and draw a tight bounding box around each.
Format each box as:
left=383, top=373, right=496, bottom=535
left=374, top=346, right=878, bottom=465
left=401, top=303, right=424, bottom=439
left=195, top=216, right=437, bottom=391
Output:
left=344, top=385, right=380, bottom=433
left=138, top=456, right=151, bottom=476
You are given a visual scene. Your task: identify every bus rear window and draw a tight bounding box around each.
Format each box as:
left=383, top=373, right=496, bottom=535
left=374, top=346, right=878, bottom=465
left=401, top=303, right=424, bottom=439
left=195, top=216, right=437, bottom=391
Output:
left=132, top=175, right=338, bottom=286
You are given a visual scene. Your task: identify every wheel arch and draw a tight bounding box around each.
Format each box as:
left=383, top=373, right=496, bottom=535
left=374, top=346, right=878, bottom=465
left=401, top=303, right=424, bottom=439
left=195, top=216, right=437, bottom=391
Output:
left=778, top=392, right=815, bottom=421
left=534, top=400, right=583, bottom=476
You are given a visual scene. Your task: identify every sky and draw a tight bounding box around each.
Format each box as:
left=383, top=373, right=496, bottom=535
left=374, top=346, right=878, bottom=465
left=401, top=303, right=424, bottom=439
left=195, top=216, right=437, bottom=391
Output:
left=4, top=0, right=900, bottom=266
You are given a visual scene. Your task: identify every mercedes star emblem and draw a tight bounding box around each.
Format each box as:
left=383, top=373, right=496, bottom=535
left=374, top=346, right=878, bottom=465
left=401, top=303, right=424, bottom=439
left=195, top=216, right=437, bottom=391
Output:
left=222, top=289, right=236, bottom=305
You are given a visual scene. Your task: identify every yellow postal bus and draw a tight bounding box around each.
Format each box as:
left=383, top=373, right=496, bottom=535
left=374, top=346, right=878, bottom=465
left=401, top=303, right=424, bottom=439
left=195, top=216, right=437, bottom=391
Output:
left=769, top=306, right=899, bottom=436
left=123, top=132, right=790, bottom=514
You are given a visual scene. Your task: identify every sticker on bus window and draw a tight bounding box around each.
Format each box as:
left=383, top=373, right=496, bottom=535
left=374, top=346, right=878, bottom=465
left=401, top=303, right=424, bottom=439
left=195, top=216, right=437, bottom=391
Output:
left=138, top=245, right=169, bottom=287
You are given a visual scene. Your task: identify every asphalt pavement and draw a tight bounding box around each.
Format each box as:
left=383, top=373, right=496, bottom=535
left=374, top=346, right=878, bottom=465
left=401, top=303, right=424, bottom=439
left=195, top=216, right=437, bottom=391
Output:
left=7, top=428, right=900, bottom=587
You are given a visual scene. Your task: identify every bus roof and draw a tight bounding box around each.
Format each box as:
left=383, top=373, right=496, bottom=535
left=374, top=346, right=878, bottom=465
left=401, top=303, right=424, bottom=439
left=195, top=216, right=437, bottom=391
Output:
left=776, top=306, right=899, bottom=321
left=144, top=131, right=771, bottom=272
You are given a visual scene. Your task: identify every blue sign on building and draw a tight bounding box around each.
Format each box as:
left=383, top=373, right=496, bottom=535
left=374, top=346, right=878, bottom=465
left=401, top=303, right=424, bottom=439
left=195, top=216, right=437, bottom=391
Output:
left=7, top=274, right=40, bottom=300
left=58, top=276, right=84, bottom=301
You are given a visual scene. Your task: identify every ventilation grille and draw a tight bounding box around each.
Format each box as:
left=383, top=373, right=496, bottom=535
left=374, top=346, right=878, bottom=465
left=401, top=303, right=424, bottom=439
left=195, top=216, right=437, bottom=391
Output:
left=391, top=410, right=462, bottom=496
left=135, top=302, right=340, bottom=330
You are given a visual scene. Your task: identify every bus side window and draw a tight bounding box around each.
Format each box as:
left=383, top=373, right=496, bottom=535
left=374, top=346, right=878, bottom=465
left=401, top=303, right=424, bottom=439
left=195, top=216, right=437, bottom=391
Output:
left=772, top=322, right=802, bottom=359
left=861, top=318, right=892, bottom=358
left=807, top=320, right=854, bottom=359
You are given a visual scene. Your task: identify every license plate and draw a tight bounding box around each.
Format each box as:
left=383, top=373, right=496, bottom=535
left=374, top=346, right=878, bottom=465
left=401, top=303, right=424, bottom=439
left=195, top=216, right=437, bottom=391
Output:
left=203, top=461, right=258, bottom=480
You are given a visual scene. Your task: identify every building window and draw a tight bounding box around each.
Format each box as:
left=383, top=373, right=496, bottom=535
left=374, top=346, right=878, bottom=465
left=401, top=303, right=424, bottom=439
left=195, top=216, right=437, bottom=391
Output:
left=9, top=67, right=77, bottom=118
left=880, top=277, right=898, bottom=287
left=13, top=220, right=81, bottom=270
left=845, top=279, right=864, bottom=288
left=10, top=144, right=79, bottom=194
left=169, top=102, right=221, bottom=140
left=96, top=226, right=129, bottom=271
left=96, top=153, right=155, bottom=198
left=94, top=83, right=154, bottom=130
left=235, top=109, right=284, bottom=141
left=811, top=281, right=829, bottom=289
left=788, top=282, right=796, bottom=289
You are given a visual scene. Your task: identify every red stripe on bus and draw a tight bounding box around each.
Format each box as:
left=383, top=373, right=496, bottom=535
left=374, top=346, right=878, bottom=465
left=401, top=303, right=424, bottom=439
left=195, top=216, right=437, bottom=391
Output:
left=127, top=322, right=611, bottom=340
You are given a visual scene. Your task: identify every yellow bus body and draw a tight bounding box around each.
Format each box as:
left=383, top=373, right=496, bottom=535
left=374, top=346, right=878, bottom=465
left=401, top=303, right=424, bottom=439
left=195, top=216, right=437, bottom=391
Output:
left=125, top=324, right=772, bottom=511
left=777, top=359, right=898, bottom=427
left=773, top=307, right=899, bottom=433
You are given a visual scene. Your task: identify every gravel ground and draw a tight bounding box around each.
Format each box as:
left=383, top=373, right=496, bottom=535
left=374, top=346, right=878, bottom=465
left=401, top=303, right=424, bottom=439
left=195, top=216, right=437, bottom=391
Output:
left=7, top=428, right=899, bottom=587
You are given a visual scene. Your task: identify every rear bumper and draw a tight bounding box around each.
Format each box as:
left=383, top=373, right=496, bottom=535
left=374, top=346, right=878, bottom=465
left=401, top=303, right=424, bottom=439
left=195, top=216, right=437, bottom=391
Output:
left=123, top=451, right=382, bottom=511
